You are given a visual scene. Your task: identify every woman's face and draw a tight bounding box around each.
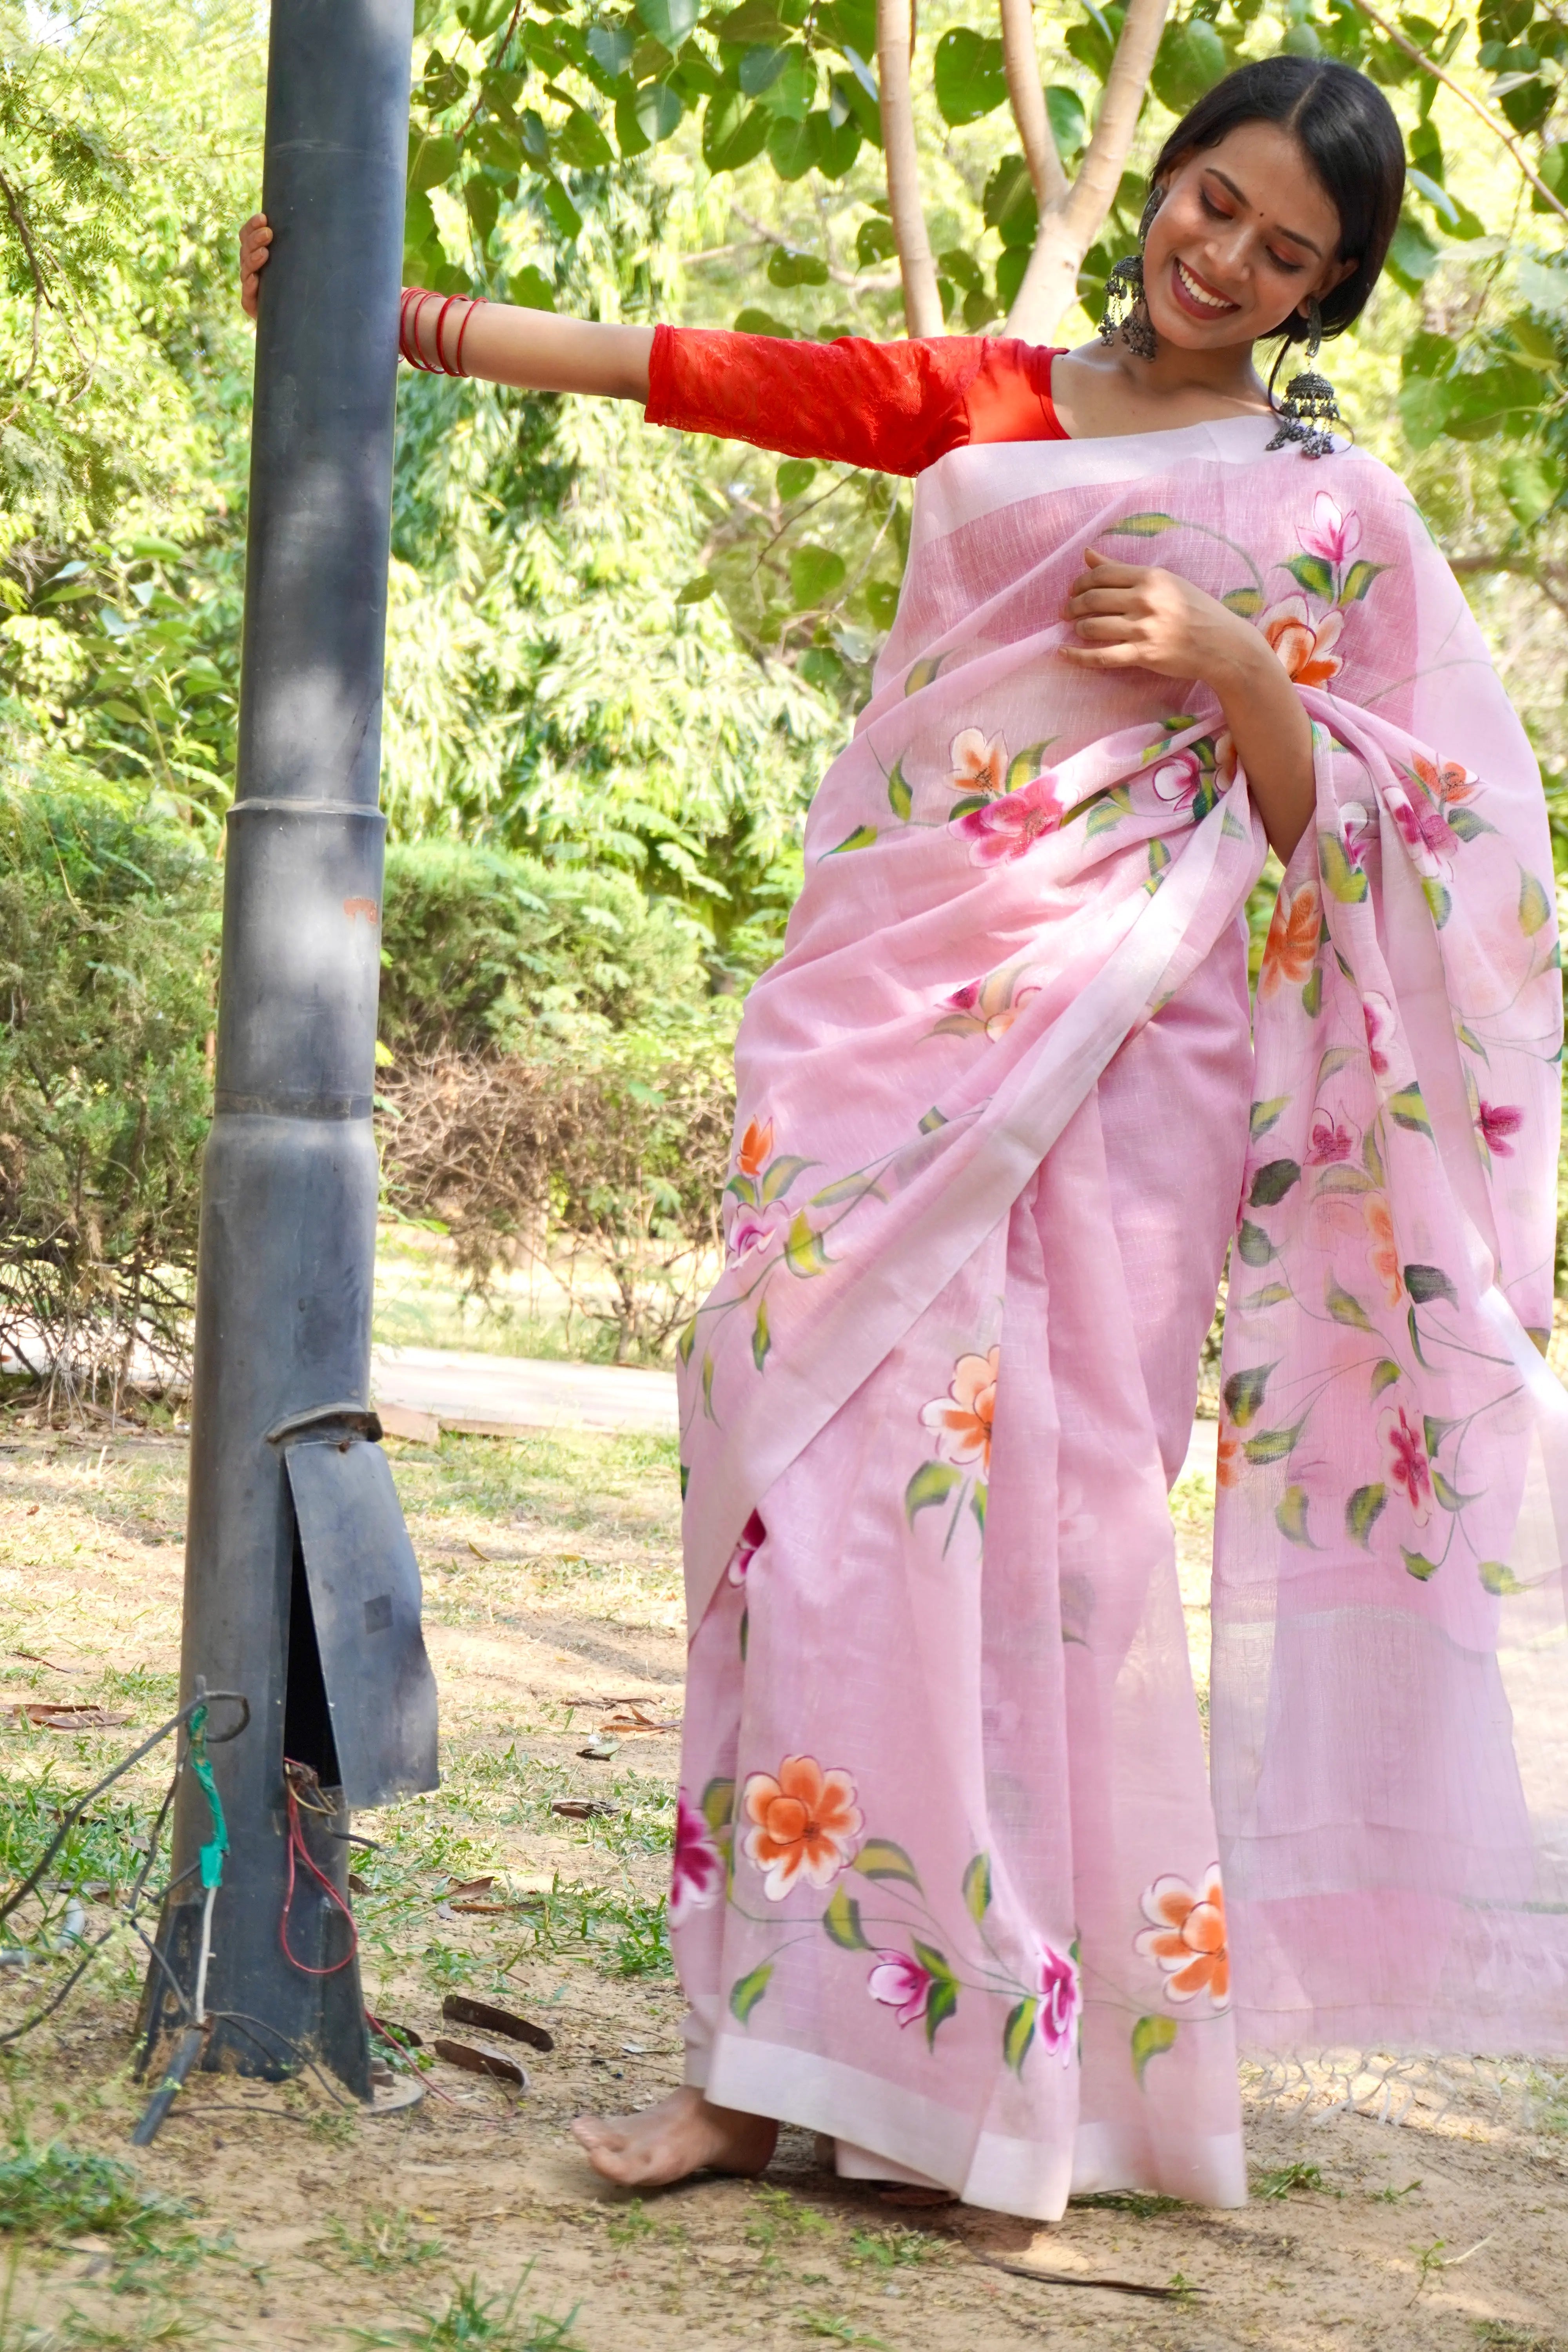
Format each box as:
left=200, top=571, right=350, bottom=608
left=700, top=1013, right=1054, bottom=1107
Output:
left=1139, top=119, right=1357, bottom=352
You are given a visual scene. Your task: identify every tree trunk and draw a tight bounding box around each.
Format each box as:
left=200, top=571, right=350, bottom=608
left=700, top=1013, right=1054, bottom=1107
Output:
left=877, top=0, right=943, bottom=338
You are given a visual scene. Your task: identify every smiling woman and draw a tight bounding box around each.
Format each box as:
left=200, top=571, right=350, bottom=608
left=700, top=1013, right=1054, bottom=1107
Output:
left=240, top=54, right=1568, bottom=2225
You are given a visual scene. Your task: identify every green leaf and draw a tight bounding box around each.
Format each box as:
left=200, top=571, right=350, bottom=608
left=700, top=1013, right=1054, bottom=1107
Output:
left=1318, top=1045, right=1359, bottom=1083
left=677, top=1317, right=697, bottom=1366
left=701, top=1350, right=715, bottom=1417
left=924, top=1970, right=958, bottom=2047
left=984, top=152, right=1037, bottom=246
left=1249, top=1160, right=1301, bottom=1208
left=962, top=1852, right=992, bottom=1924
left=1110, top=512, right=1177, bottom=537
left=1401, top=1547, right=1439, bottom=1582
left=1250, top=1096, right=1290, bottom=1139
left=1223, top=1361, right=1276, bottom=1427
left=555, top=106, right=614, bottom=168
left=918, top=1106, right=948, bottom=1135
left=784, top=1210, right=831, bottom=1276
left=1326, top=1277, right=1374, bottom=1330
left=1432, top=1469, right=1481, bottom=1512
left=636, top=0, right=699, bottom=48
left=506, top=265, right=556, bottom=315
left=809, top=1171, right=875, bottom=1207
left=1340, top=559, right=1388, bottom=604
left=855, top=1839, right=922, bottom=1886
left=1423, top=876, right=1452, bottom=929
left=1480, top=1559, right=1525, bottom=1595
left=1301, top=965, right=1323, bottom=1019
left=728, top=1960, right=773, bottom=2022
left=823, top=1883, right=871, bottom=1950
left=1005, top=742, right=1051, bottom=793
left=827, top=825, right=877, bottom=855
left=777, top=457, right=817, bottom=500
left=1519, top=870, right=1553, bottom=936
left=768, top=244, right=829, bottom=288
left=766, top=111, right=820, bottom=180
left=791, top=544, right=848, bottom=608
left=1131, top=2012, right=1178, bottom=2087
left=1237, top=1220, right=1275, bottom=1267
left=587, top=22, right=637, bottom=77
left=1404, top=1261, right=1457, bottom=1307
left=1243, top=1419, right=1306, bottom=1466
left=701, top=1775, right=735, bottom=1835
left=1370, top=1358, right=1401, bottom=1398
left=1276, top=1484, right=1313, bottom=1544
left=886, top=760, right=912, bottom=821
left=1446, top=809, right=1494, bottom=845
left=760, top=1154, right=813, bottom=1203
left=1314, top=1165, right=1374, bottom=1195
left=1318, top=828, right=1369, bottom=904
left=703, top=89, right=769, bottom=171
left=1285, top=553, right=1336, bottom=601
left=409, top=133, right=461, bottom=192
left=1363, top=1126, right=1386, bottom=1185
left=971, top=1480, right=987, bottom=1536
left=1004, top=1996, right=1038, bottom=2074
left=1388, top=1086, right=1432, bottom=1137
left=1152, top=14, right=1227, bottom=110
left=904, top=1460, right=961, bottom=1523
left=1243, top=1282, right=1292, bottom=1307
left=1346, top=1482, right=1387, bottom=1546
left=1423, top=1412, right=1457, bottom=1457
left=539, top=179, right=584, bottom=241
left=751, top=1298, right=771, bottom=1372
left=905, top=655, right=942, bottom=696
left=933, top=27, right=1007, bottom=123
left=1223, top=585, right=1263, bottom=617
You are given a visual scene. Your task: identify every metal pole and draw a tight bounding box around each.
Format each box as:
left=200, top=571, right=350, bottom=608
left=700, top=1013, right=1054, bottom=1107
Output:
left=141, top=0, right=417, bottom=2092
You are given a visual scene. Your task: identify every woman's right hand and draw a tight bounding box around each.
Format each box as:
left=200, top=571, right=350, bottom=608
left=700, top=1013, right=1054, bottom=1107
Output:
left=240, top=213, right=272, bottom=318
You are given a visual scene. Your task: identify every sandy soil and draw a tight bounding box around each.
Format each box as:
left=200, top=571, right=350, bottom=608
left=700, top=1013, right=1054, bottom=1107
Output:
left=0, top=1426, right=1562, bottom=2352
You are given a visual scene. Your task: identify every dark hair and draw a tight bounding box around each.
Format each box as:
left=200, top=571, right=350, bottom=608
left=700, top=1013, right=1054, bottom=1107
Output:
left=1151, top=58, right=1405, bottom=345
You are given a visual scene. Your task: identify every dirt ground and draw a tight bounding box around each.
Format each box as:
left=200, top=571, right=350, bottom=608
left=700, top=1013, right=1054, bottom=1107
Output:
left=0, top=1423, right=1562, bottom=2352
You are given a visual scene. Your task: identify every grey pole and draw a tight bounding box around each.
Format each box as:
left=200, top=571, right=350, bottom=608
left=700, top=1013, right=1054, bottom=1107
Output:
left=140, top=0, right=427, bottom=2094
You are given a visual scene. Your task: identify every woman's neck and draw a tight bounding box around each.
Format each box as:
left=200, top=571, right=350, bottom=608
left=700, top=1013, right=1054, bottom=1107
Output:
left=1049, top=336, right=1274, bottom=443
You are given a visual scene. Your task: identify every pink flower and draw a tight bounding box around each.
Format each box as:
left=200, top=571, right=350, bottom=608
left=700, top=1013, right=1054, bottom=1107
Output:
left=1379, top=1404, right=1433, bottom=1526
left=670, top=1789, right=726, bottom=1926
left=867, top=1949, right=933, bottom=2028
left=1362, top=991, right=1397, bottom=1081
left=1305, top=1109, right=1354, bottom=1165
left=724, top=1199, right=787, bottom=1265
left=1151, top=750, right=1201, bottom=813
left=1337, top=799, right=1373, bottom=871
left=944, top=978, right=984, bottom=1015
left=1038, top=1942, right=1081, bottom=2062
left=948, top=728, right=1008, bottom=799
left=1477, top=1101, right=1524, bottom=1158
left=1300, top=492, right=1362, bottom=568
left=952, top=773, right=1065, bottom=866
left=726, top=1509, right=765, bottom=1586
left=1385, top=780, right=1457, bottom=861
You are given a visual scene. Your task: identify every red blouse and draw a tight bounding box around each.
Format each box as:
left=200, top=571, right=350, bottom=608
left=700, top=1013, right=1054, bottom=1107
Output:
left=645, top=325, right=1069, bottom=476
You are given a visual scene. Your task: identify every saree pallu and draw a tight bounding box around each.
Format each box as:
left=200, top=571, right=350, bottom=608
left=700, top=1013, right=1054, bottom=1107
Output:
left=670, top=416, right=1568, bottom=2219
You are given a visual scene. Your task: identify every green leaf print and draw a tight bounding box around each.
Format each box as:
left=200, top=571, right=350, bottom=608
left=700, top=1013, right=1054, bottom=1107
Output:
left=1317, top=1045, right=1359, bottom=1083
left=887, top=759, right=912, bottom=820
left=1318, top=829, right=1369, bottom=904
left=1245, top=1282, right=1292, bottom=1307
left=1243, top=1419, right=1307, bottom=1465
left=828, top=824, right=878, bottom=855
left=751, top=1299, right=771, bottom=1372
left=1111, top=512, right=1177, bottom=537
left=1315, top=1165, right=1374, bottom=1196
left=1346, top=1483, right=1387, bottom=1547
left=913, top=1940, right=958, bottom=2047
left=726, top=1172, right=760, bottom=1206
left=1005, top=742, right=1051, bottom=792
left=1404, top=1263, right=1458, bottom=1307
left=1519, top=869, right=1553, bottom=936
left=962, top=1853, right=993, bottom=1923
left=1131, top=2013, right=1178, bottom=2087
left=1326, top=1278, right=1374, bottom=1331
left=1276, top=1485, right=1313, bottom=1545
left=971, top=1482, right=987, bottom=1536
left=1480, top=1560, right=1526, bottom=1595
left=855, top=1840, right=923, bottom=1887
left=1223, top=1361, right=1276, bottom=1428
left=677, top=1318, right=697, bottom=1366
left=1446, top=808, right=1494, bottom=843
left=1401, top=1548, right=1440, bottom=1582
left=1249, top=1096, right=1290, bottom=1138
left=784, top=1212, right=831, bottom=1277
left=1432, top=1470, right=1481, bottom=1512
left=702, top=1778, right=736, bottom=1837
left=1222, top=586, right=1263, bottom=617
left=905, top=655, right=942, bottom=696
left=918, top=1106, right=949, bottom=1134
left=1388, top=1087, right=1432, bottom=1137
left=760, top=1156, right=815, bottom=1203
left=1248, top=1160, right=1301, bottom=1207
left=1301, top=966, right=1323, bottom=1018
left=823, top=1884, right=871, bottom=1951
left=1285, top=553, right=1335, bottom=601
left=1423, top=877, right=1452, bottom=929
left=701, top=1352, right=716, bottom=1419
left=1237, top=1220, right=1276, bottom=1267
left=1339, top=559, right=1388, bottom=604
left=1362, top=1127, right=1386, bottom=1185
left=1370, top=1359, right=1401, bottom=1398
left=729, top=1961, right=773, bottom=2024
left=905, top=1460, right=962, bottom=1522
left=1004, top=1997, right=1038, bottom=2074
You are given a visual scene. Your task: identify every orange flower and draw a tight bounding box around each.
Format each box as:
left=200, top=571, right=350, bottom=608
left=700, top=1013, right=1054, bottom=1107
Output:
left=1216, top=1423, right=1242, bottom=1489
left=1135, top=1867, right=1230, bottom=2007
left=919, top=1346, right=1000, bottom=1472
left=1365, top=1195, right=1403, bottom=1305
left=948, top=727, right=1008, bottom=799
left=741, top=1755, right=863, bottom=1900
left=1411, top=751, right=1474, bottom=805
left=1261, top=596, right=1343, bottom=687
left=1260, top=882, right=1320, bottom=998
left=737, top=1116, right=775, bottom=1178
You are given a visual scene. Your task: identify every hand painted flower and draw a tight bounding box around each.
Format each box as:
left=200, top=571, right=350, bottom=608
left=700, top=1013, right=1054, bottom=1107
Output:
left=1365, top=1195, right=1403, bottom=1305
left=726, top=1508, right=765, bottom=1586
left=948, top=728, right=1008, bottom=799
left=1300, top=491, right=1362, bottom=568
left=1259, top=881, right=1320, bottom=998
left=1337, top=799, right=1372, bottom=871
left=942, top=972, right=1041, bottom=1040
left=953, top=773, right=1066, bottom=866
left=669, top=1789, right=726, bottom=1926
left=1477, top=1100, right=1524, bottom=1158
left=1379, top=1404, right=1433, bottom=1525
left=867, top=1949, right=933, bottom=2029
left=724, top=1198, right=788, bottom=1265
left=1216, top=1422, right=1242, bottom=1490
left=1151, top=750, right=1201, bottom=814
left=1385, top=779, right=1457, bottom=861
left=1362, top=990, right=1397, bottom=1081
left=1305, top=1108, right=1354, bottom=1165
left=741, top=1754, right=863, bottom=1900
left=737, top=1116, right=775, bottom=1178
left=1135, top=1868, right=1230, bottom=2007
left=920, top=1345, right=1000, bottom=1473
left=1038, top=1942, right=1081, bottom=2062
left=1214, top=729, right=1238, bottom=788
left=1412, top=751, right=1476, bottom=808
left=1261, top=596, right=1343, bottom=687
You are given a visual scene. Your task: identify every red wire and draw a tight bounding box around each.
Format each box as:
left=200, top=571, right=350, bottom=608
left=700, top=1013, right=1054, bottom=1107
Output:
left=279, top=1766, right=359, bottom=1977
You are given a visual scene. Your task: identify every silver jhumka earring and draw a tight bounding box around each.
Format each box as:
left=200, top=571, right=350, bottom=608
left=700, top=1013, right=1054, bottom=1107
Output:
left=1097, top=188, right=1164, bottom=363
left=1267, top=298, right=1344, bottom=459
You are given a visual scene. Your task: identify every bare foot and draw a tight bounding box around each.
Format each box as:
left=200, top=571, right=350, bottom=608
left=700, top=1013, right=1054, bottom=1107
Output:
left=572, top=2086, right=777, bottom=2189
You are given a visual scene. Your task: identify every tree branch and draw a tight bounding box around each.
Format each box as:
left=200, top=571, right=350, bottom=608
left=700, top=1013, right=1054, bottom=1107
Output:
left=1000, top=0, right=1067, bottom=216
left=1343, top=0, right=1568, bottom=226
left=877, top=0, right=943, bottom=337
left=727, top=203, right=901, bottom=290
left=1004, top=0, right=1170, bottom=342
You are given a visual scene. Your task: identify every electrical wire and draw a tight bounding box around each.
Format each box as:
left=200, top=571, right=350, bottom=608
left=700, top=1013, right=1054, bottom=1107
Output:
left=279, top=1761, right=358, bottom=1978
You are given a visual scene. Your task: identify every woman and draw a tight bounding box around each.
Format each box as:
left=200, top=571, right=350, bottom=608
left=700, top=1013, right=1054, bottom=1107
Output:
left=245, top=55, right=1568, bottom=2218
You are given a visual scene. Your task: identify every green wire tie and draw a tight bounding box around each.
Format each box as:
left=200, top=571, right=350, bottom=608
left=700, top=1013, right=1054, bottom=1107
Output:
left=186, top=1703, right=229, bottom=1892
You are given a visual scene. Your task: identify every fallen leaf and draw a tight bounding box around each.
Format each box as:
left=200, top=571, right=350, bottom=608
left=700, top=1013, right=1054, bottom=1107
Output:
left=433, top=2036, right=526, bottom=2089
left=348, top=1873, right=370, bottom=1896
left=466, top=1539, right=490, bottom=1561
left=979, top=2255, right=1200, bottom=2301
left=7, top=1703, right=130, bottom=1731
left=444, top=1876, right=496, bottom=1898
left=577, top=1735, right=620, bottom=1762
left=367, top=2018, right=423, bottom=2052
left=443, top=1994, right=555, bottom=2053
left=550, top=1799, right=619, bottom=1820
left=11, top=1651, right=62, bottom=1671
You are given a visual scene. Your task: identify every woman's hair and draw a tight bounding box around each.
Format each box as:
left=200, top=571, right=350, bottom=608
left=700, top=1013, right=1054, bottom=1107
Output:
left=1151, top=58, right=1406, bottom=343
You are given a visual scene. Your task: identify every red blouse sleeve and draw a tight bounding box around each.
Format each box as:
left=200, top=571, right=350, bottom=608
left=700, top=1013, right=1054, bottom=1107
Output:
left=645, top=326, right=1067, bottom=475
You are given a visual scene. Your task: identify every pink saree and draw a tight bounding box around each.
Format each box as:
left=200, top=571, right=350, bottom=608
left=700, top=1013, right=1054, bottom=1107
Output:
left=670, top=414, right=1567, bottom=2220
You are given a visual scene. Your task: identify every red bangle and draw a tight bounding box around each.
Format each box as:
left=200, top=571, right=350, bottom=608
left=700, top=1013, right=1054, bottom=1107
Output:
left=400, top=288, right=439, bottom=370
left=453, top=296, right=483, bottom=376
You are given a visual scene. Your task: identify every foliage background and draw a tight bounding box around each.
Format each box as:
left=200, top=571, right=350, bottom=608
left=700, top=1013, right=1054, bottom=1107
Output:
left=0, top=0, right=1565, bottom=1378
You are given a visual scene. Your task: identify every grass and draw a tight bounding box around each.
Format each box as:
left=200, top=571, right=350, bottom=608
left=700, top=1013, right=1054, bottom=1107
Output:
left=0, top=2139, right=185, bottom=2247
left=352, top=2271, right=588, bottom=2351
left=1254, top=2161, right=1331, bottom=2200
left=327, top=2210, right=447, bottom=2273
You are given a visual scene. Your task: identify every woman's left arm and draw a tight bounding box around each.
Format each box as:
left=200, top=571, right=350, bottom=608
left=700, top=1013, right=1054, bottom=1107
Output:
left=1062, top=548, right=1314, bottom=862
